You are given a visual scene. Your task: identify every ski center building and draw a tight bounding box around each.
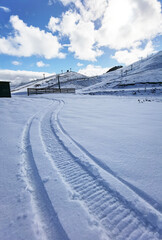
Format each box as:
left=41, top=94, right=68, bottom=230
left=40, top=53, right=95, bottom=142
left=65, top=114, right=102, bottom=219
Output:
left=0, top=81, right=11, bottom=98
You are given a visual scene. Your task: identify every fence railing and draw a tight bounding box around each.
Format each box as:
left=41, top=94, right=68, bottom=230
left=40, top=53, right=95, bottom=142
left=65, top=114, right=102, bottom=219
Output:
left=27, top=87, right=75, bottom=96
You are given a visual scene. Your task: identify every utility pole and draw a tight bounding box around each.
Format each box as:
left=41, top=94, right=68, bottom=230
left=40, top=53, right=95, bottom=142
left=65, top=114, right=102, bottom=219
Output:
left=57, top=74, right=61, bottom=93
left=121, top=69, right=123, bottom=77
left=131, top=64, right=133, bottom=70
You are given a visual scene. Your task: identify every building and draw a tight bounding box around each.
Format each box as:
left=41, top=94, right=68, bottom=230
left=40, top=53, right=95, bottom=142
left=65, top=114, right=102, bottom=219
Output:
left=0, top=81, right=11, bottom=97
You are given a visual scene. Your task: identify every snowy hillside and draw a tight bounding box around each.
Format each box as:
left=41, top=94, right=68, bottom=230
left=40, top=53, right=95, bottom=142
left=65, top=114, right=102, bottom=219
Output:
left=11, top=71, right=87, bottom=92
left=79, top=51, right=162, bottom=95
left=12, top=51, right=162, bottom=96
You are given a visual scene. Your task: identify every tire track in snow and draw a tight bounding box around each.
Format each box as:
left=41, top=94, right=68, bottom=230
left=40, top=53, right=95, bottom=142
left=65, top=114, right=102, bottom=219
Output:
left=20, top=114, right=70, bottom=240
left=56, top=101, right=162, bottom=214
left=40, top=100, right=161, bottom=240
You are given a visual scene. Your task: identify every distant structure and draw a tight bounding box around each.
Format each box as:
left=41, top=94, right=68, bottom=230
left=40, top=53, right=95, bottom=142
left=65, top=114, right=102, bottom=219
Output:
left=0, top=81, right=11, bottom=97
left=107, top=65, right=123, bottom=73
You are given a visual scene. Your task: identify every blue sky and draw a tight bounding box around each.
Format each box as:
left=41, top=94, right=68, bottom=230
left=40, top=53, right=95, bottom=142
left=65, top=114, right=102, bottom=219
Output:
left=0, top=0, right=162, bottom=79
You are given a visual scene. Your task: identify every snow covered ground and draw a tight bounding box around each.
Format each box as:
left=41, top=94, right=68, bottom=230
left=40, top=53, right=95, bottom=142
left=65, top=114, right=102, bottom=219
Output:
left=1, top=51, right=162, bottom=239
left=0, top=92, right=162, bottom=240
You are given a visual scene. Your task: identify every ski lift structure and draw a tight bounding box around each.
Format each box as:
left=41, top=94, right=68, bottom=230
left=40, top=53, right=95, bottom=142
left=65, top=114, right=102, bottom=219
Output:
left=27, top=73, right=75, bottom=96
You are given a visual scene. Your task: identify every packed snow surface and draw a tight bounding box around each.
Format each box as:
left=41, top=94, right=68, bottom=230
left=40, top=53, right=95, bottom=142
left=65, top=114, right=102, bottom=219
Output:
left=1, top=51, right=162, bottom=239
left=0, top=92, right=162, bottom=240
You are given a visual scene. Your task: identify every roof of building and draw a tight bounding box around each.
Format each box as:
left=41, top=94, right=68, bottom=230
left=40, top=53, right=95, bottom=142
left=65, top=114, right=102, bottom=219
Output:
left=0, top=81, right=10, bottom=83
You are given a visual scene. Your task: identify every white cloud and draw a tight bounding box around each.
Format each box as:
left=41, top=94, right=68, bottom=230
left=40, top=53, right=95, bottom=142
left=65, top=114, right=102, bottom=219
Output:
left=58, top=0, right=107, bottom=21
left=112, top=41, right=156, bottom=65
left=12, top=61, right=21, bottom=66
left=48, top=0, right=162, bottom=63
left=48, top=11, right=103, bottom=61
left=48, top=0, right=54, bottom=6
left=0, top=6, right=10, bottom=13
left=48, top=17, right=60, bottom=33
left=96, top=0, right=162, bottom=50
left=80, top=0, right=108, bottom=21
left=0, top=15, right=65, bottom=59
left=36, top=61, right=49, bottom=67
left=67, top=19, right=103, bottom=61
left=0, top=69, right=51, bottom=87
left=1, top=0, right=162, bottom=65
left=78, top=64, right=108, bottom=76
left=77, top=62, right=83, bottom=67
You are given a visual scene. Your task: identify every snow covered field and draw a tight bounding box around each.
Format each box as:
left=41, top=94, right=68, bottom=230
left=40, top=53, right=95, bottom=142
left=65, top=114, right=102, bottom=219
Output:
left=0, top=93, right=162, bottom=240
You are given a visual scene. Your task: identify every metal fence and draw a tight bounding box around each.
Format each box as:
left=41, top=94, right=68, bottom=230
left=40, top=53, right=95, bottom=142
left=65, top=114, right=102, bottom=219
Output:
left=27, top=87, right=75, bottom=96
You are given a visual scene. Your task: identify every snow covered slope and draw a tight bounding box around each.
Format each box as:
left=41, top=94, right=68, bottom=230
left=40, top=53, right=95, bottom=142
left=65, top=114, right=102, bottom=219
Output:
left=12, top=71, right=87, bottom=92
left=11, top=51, right=162, bottom=96
left=79, top=51, right=162, bottom=95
